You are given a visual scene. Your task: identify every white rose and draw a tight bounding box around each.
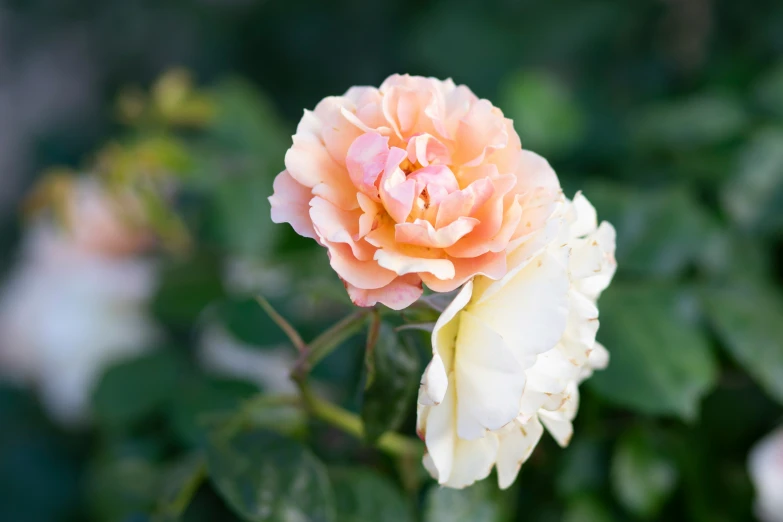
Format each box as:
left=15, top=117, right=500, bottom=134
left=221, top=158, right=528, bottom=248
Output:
left=417, top=193, right=616, bottom=489
left=749, top=426, right=783, bottom=522
left=0, top=179, right=158, bottom=426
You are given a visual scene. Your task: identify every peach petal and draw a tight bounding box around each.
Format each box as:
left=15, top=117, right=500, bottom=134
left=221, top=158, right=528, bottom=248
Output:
left=407, top=133, right=452, bottom=167
left=435, top=178, right=495, bottom=228
left=319, top=99, right=364, bottom=166
left=309, top=197, right=374, bottom=261
left=345, top=274, right=423, bottom=310
left=311, top=182, right=359, bottom=211
left=408, top=165, right=460, bottom=205
left=453, top=100, right=508, bottom=167
left=430, top=83, right=475, bottom=140
left=446, top=195, right=523, bottom=258
left=395, top=217, right=479, bottom=249
left=379, top=147, right=416, bottom=223
left=269, top=170, right=316, bottom=240
left=487, top=119, right=522, bottom=174
left=374, top=249, right=455, bottom=281
left=328, top=243, right=397, bottom=290
left=421, top=251, right=507, bottom=293
left=356, top=193, right=382, bottom=240
left=514, top=150, right=561, bottom=194
left=346, top=132, right=389, bottom=199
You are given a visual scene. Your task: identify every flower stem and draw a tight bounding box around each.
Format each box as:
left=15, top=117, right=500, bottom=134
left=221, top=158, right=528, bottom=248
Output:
left=303, top=383, right=423, bottom=458
left=304, top=310, right=369, bottom=369
left=256, top=299, right=423, bottom=459
left=255, top=295, right=307, bottom=353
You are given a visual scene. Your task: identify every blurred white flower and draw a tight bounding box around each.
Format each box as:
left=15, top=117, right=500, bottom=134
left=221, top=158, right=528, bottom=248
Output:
left=749, top=426, right=783, bottom=522
left=198, top=325, right=298, bottom=395
left=0, top=179, right=158, bottom=426
left=417, top=193, right=616, bottom=489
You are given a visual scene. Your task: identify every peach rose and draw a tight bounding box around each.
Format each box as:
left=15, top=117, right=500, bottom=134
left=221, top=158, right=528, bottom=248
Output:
left=270, top=74, right=561, bottom=309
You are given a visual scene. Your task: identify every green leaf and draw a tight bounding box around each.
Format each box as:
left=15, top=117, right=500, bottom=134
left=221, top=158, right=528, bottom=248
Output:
left=633, top=92, right=748, bottom=150
left=589, top=285, right=718, bottom=420
left=754, top=62, right=783, bottom=120
left=218, top=297, right=290, bottom=348
left=329, top=468, right=414, bottom=522
left=584, top=182, right=719, bottom=278
left=361, top=323, right=419, bottom=443
left=557, top=437, right=609, bottom=498
left=152, top=254, right=225, bottom=330
left=499, top=71, right=585, bottom=156
left=167, top=377, right=259, bottom=448
left=423, top=479, right=512, bottom=522
left=208, top=79, right=290, bottom=164
left=611, top=429, right=678, bottom=519
left=563, top=496, right=615, bottom=522
left=153, top=454, right=206, bottom=521
left=702, top=285, right=783, bottom=405
left=86, top=458, right=160, bottom=522
left=722, top=128, right=783, bottom=233
left=206, top=429, right=335, bottom=522
left=92, top=350, right=181, bottom=429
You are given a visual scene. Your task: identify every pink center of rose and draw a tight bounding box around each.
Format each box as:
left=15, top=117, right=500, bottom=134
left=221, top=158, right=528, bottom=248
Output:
left=346, top=131, right=465, bottom=227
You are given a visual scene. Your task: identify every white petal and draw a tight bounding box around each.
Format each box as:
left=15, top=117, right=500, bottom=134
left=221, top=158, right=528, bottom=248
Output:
left=421, top=370, right=501, bottom=489
left=425, top=281, right=474, bottom=404
left=539, top=384, right=579, bottom=447
left=454, top=311, right=526, bottom=440
left=423, top=372, right=458, bottom=482
left=588, top=341, right=610, bottom=370
left=574, top=222, right=617, bottom=300
left=570, top=191, right=598, bottom=238
left=421, top=354, right=449, bottom=405
left=444, top=433, right=499, bottom=489
left=496, top=417, right=544, bottom=489
left=469, top=250, right=570, bottom=366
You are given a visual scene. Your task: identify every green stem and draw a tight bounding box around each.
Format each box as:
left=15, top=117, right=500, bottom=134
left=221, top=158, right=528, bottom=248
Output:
left=256, top=299, right=422, bottom=459
left=305, top=310, right=369, bottom=369
left=256, top=295, right=306, bottom=353
left=305, top=387, right=423, bottom=458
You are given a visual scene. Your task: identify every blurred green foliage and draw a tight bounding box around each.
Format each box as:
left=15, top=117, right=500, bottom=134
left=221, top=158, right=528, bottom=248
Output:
left=1, top=1, right=783, bottom=521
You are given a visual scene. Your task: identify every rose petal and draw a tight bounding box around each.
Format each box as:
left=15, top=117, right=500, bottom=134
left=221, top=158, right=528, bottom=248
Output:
left=395, top=217, right=478, bottom=249
left=269, top=170, right=316, bottom=239
left=345, top=273, right=422, bottom=310
left=374, top=249, right=455, bottom=280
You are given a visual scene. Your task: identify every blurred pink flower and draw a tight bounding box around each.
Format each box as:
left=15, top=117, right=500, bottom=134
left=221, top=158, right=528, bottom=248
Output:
left=270, top=74, right=561, bottom=309
left=0, top=178, right=158, bottom=425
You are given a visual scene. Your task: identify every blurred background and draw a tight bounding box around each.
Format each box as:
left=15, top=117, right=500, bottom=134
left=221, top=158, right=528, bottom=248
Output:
left=1, top=0, right=783, bottom=521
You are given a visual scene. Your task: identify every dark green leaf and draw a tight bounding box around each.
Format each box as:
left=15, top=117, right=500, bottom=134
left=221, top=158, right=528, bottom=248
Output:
left=563, top=496, right=615, bottom=522
left=702, top=285, right=783, bottom=405
left=152, top=255, right=225, bottom=330
left=557, top=437, right=609, bottom=498
left=423, top=479, right=512, bottom=522
left=218, top=297, right=290, bottom=348
left=722, top=128, right=783, bottom=233
left=589, top=285, right=718, bottom=419
left=585, top=182, right=719, bottom=278
left=206, top=429, right=335, bottom=522
left=361, top=323, right=419, bottom=443
left=92, top=350, right=181, bottom=429
left=754, top=62, right=783, bottom=120
left=153, top=454, right=207, bottom=521
left=633, top=93, right=747, bottom=150
left=86, top=458, right=160, bottom=522
left=329, top=468, right=414, bottom=522
left=611, top=429, right=678, bottom=519
left=499, top=71, right=585, bottom=156
left=168, top=377, right=259, bottom=448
